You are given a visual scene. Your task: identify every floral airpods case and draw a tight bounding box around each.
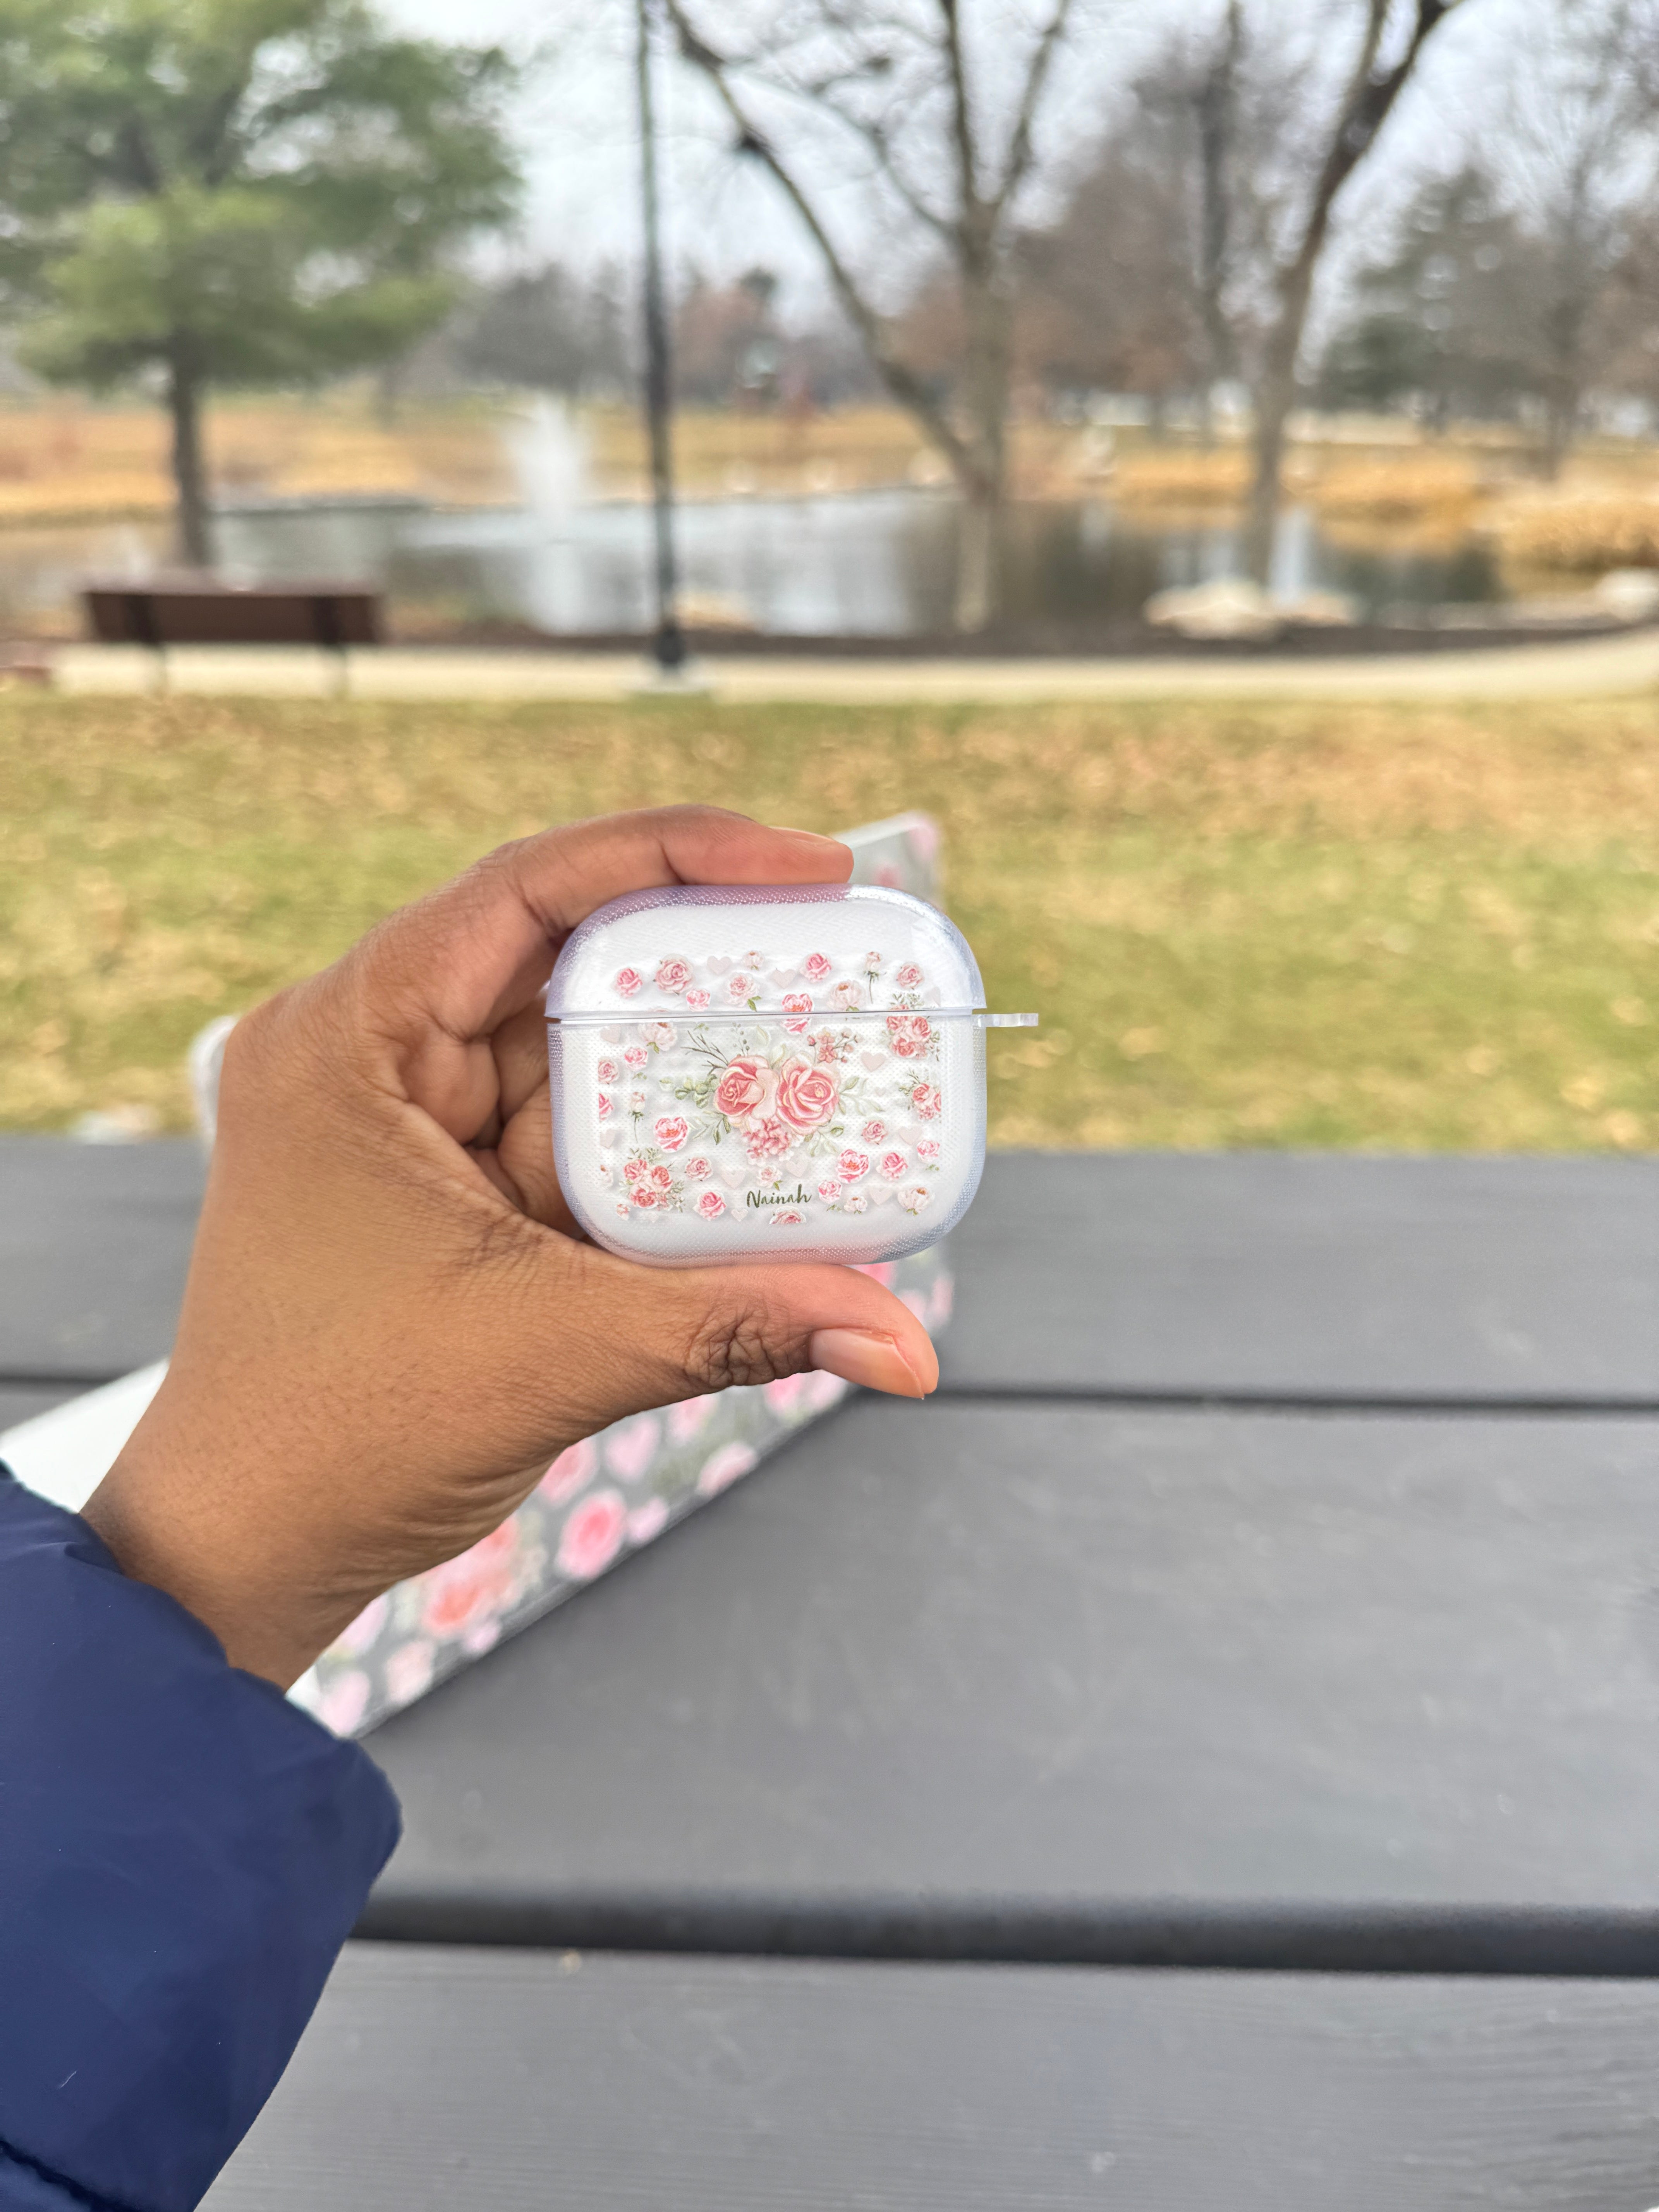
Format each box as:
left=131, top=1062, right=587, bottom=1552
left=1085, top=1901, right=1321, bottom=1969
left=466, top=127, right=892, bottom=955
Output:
left=545, top=883, right=1033, bottom=1266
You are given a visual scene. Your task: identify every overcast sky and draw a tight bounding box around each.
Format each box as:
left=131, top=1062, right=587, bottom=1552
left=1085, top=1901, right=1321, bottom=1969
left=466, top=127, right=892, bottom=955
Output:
left=377, top=0, right=1542, bottom=318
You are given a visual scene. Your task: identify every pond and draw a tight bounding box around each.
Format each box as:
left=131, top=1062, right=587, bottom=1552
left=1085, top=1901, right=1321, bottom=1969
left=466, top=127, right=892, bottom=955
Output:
left=1, top=486, right=1505, bottom=642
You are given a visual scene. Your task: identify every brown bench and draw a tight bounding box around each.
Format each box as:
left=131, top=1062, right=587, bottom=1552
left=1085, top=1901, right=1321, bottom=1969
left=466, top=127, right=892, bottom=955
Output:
left=82, top=580, right=383, bottom=653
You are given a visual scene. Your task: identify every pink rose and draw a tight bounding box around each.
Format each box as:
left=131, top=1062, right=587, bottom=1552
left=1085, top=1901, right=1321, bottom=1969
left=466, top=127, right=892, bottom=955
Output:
left=597, top=1090, right=613, bottom=1120
left=842, top=1190, right=868, bottom=1214
left=695, top=1188, right=727, bottom=1219
left=887, top=1014, right=932, bottom=1058
left=685, top=986, right=711, bottom=1010
left=745, top=1115, right=792, bottom=1162
left=893, top=962, right=924, bottom=989
left=714, top=1054, right=772, bottom=1122
left=697, top=1441, right=758, bottom=1497
left=648, top=1162, right=673, bottom=1192
left=917, top=1137, right=941, bottom=1166
left=606, top=1415, right=660, bottom=1484
left=801, top=952, right=833, bottom=984
left=879, top=1149, right=908, bottom=1180
left=331, top=1593, right=390, bottom=1658
left=642, top=1020, right=675, bottom=1049
left=627, top=1498, right=671, bottom=1546
left=616, top=967, right=642, bottom=998
left=655, top=956, right=693, bottom=994
left=632, top=1187, right=657, bottom=1211
left=596, top=1055, right=621, bottom=1083
left=669, top=1393, right=718, bottom=1443
left=654, top=1115, right=689, bottom=1151
left=726, top=971, right=752, bottom=1002
left=875, top=861, right=902, bottom=888
left=775, top=1056, right=840, bottom=1131
left=557, top=1488, right=627, bottom=1581
left=385, top=1640, right=436, bottom=1707
left=628, top=1089, right=647, bottom=1115
left=624, top=1044, right=648, bottom=1071
left=832, top=980, right=862, bottom=1010
left=911, top=1080, right=942, bottom=1120
left=685, top=1154, right=712, bottom=1181
left=623, top=1153, right=647, bottom=1182
left=864, top=950, right=883, bottom=970
left=860, top=1118, right=886, bottom=1144
left=540, top=1435, right=599, bottom=1504
left=765, top=1374, right=809, bottom=1413
left=898, top=1183, right=931, bottom=1214
left=781, top=991, right=813, bottom=1034
left=815, top=1030, right=842, bottom=1066
left=422, top=1522, right=523, bottom=1640
left=817, top=1176, right=844, bottom=1203
left=837, top=1147, right=871, bottom=1181
left=316, top=1670, right=370, bottom=1736
left=767, top=1210, right=804, bottom=1227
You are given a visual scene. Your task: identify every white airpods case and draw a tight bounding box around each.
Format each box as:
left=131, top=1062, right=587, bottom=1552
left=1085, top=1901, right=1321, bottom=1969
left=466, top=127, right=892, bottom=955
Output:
left=546, top=883, right=1033, bottom=1267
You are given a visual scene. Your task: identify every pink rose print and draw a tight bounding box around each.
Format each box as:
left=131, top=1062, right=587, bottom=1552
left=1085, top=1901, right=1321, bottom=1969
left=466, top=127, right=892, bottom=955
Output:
left=385, top=1640, right=436, bottom=1707
left=694, top=1188, right=727, bottom=1219
left=781, top=991, right=813, bottom=1034
left=597, top=1091, right=613, bottom=1120
left=864, top=950, right=883, bottom=970
left=898, top=1184, right=932, bottom=1214
left=623, top=1044, right=648, bottom=1071
left=655, top=956, right=693, bottom=994
left=775, top=1056, right=840, bottom=1131
left=803, top=1370, right=849, bottom=1412
left=685, top=987, right=711, bottom=1010
left=860, top=1118, right=887, bottom=1145
left=615, top=1199, right=630, bottom=1217
left=596, top=1055, right=621, bottom=1084
left=887, top=1014, right=932, bottom=1059
left=642, top=1021, right=676, bottom=1050
left=606, top=1415, right=661, bottom=1484
left=911, top=1080, right=942, bottom=1120
left=768, top=1210, right=805, bottom=1227
left=815, top=1029, right=842, bottom=1066
left=875, top=861, right=903, bottom=888
left=316, top=1670, right=370, bottom=1737
left=616, top=967, right=643, bottom=998
left=817, top=1176, right=844, bottom=1203
left=917, top=1137, right=941, bottom=1167
left=669, top=1393, right=718, bottom=1443
left=879, top=1149, right=908, bottom=1180
left=831, top=979, right=862, bottom=1010
left=650, top=1163, right=673, bottom=1191
left=714, top=1054, right=772, bottom=1123
left=540, top=1435, right=599, bottom=1505
left=726, top=971, right=753, bottom=1002
left=842, top=1190, right=869, bottom=1214
left=745, top=1115, right=792, bottom=1163
left=802, top=951, right=833, bottom=984
left=627, top=1497, right=671, bottom=1546
left=685, top=1154, right=713, bottom=1181
left=422, top=1521, right=524, bottom=1641
left=697, top=1441, right=758, bottom=1498
left=628, top=1089, right=647, bottom=1115
left=765, top=1373, right=809, bottom=1413
left=837, top=1147, right=871, bottom=1182
left=654, top=1115, right=689, bottom=1152
left=331, top=1593, right=390, bottom=1658
left=557, top=1487, right=627, bottom=1581
left=893, top=962, right=924, bottom=990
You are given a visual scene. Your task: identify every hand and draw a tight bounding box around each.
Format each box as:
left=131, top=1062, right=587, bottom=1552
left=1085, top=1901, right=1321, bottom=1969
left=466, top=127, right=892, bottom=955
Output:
left=83, top=808, right=938, bottom=1689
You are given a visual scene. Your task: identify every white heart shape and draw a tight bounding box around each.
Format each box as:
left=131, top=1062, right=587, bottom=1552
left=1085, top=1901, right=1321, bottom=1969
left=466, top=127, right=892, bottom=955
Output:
left=769, top=966, right=796, bottom=986
left=860, top=1049, right=887, bottom=1072
left=599, top=1127, right=620, bottom=1149
left=707, top=955, right=733, bottom=975
left=868, top=1185, right=895, bottom=1206
left=719, top=1161, right=748, bottom=1190
left=601, top=1024, right=623, bottom=1045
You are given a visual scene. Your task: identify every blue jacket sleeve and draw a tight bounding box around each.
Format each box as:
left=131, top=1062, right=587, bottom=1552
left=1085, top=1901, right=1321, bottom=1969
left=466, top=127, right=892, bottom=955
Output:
left=0, top=1468, right=401, bottom=2212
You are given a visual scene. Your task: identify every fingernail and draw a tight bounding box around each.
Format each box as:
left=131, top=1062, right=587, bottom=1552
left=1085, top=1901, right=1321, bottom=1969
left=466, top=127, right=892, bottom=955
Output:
left=808, top=1327, right=934, bottom=1400
left=778, top=826, right=850, bottom=850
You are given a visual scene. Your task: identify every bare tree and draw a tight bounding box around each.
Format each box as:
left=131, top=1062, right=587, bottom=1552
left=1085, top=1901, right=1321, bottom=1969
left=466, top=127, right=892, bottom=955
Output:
left=664, top=0, right=1079, bottom=631
left=1229, top=0, right=1472, bottom=580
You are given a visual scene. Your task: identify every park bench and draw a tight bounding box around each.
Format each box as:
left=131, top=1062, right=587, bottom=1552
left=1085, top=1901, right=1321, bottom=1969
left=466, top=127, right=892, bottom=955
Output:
left=81, top=578, right=382, bottom=691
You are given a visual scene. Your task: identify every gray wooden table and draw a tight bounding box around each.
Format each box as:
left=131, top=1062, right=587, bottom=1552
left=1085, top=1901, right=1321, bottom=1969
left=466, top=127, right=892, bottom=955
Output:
left=8, top=1143, right=1659, bottom=2205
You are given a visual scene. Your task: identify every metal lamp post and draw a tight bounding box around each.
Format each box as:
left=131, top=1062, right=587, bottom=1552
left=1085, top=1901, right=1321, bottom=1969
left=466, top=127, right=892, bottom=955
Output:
left=636, top=0, right=685, bottom=674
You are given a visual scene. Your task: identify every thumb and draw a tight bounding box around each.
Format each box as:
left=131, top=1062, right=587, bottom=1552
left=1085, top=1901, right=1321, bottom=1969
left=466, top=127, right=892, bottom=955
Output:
left=542, top=1241, right=940, bottom=1436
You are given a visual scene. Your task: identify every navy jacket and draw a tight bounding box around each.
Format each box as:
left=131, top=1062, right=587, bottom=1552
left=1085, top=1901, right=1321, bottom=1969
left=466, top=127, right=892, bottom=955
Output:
left=0, top=1468, right=401, bottom=2211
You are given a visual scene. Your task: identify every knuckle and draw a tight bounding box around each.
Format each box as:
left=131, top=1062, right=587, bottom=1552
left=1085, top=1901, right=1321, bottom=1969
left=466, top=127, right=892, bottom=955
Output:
left=682, top=1291, right=802, bottom=1392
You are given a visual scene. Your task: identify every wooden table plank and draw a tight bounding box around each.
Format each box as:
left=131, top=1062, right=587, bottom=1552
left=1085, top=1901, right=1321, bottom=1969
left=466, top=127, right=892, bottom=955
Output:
left=946, top=1153, right=1659, bottom=1405
left=209, top=1944, right=1659, bottom=2211
left=0, top=1137, right=201, bottom=1381
left=364, top=1398, right=1659, bottom=1964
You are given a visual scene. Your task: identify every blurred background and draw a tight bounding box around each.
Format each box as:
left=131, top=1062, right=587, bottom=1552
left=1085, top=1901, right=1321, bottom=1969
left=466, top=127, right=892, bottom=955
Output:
left=0, top=0, right=1655, bottom=1158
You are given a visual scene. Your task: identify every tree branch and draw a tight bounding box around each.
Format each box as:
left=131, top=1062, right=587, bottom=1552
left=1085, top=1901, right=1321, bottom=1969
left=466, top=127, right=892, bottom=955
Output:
left=993, top=0, right=1076, bottom=217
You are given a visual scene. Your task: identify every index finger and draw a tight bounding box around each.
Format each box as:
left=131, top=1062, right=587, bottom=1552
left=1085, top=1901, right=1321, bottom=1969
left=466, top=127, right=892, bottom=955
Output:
left=351, top=806, right=852, bottom=1044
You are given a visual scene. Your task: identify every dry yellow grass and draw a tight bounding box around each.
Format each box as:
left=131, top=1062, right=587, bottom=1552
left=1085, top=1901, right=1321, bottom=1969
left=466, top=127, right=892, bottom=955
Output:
left=2, top=692, right=1656, bottom=1154
left=1485, top=492, right=1659, bottom=574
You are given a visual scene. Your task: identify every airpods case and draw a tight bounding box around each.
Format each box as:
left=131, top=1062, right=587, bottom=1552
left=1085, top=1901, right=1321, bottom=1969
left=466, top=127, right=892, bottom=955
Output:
left=546, top=883, right=1033, bottom=1267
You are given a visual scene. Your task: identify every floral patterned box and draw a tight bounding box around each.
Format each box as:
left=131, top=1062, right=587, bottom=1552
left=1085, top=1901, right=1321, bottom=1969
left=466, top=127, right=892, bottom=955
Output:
left=286, top=812, right=952, bottom=1738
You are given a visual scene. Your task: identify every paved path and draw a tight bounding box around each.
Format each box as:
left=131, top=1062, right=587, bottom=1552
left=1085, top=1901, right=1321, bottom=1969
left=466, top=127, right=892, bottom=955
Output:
left=52, top=627, right=1659, bottom=703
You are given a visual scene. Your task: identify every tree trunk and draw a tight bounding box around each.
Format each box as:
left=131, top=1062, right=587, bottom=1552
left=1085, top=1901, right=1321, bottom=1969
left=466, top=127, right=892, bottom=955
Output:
left=1541, top=391, right=1574, bottom=481
left=168, top=357, right=211, bottom=570
left=1241, top=363, right=1295, bottom=587
left=951, top=261, right=1011, bottom=632
left=953, top=476, right=1000, bottom=633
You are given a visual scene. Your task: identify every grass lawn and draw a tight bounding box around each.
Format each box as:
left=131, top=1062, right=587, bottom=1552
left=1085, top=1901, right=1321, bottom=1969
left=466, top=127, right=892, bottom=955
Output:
left=1, top=690, right=1656, bottom=1151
